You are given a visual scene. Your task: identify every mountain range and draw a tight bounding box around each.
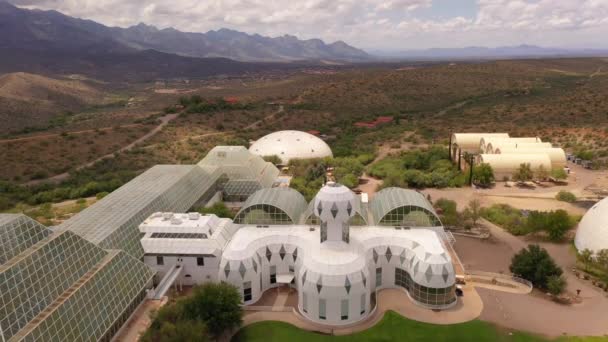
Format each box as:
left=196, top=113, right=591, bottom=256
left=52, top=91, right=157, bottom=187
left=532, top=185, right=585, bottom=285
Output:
left=370, top=45, right=608, bottom=59
left=0, top=1, right=368, bottom=63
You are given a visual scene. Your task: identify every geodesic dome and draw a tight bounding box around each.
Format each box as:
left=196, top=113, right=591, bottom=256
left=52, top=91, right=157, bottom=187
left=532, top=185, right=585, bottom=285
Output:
left=575, top=198, right=608, bottom=254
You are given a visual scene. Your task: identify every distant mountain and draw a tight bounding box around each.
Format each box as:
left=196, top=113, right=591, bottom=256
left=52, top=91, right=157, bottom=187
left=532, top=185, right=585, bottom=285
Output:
left=369, top=45, right=608, bottom=60
left=0, top=1, right=369, bottom=63
left=112, top=24, right=370, bottom=62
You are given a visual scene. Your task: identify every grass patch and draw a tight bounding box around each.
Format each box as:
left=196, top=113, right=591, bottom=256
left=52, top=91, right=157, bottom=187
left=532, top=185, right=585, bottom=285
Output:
left=232, top=311, right=602, bottom=341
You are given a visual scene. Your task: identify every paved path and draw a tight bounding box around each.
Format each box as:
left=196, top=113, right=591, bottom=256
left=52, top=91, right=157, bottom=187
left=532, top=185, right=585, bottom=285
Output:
left=459, top=219, right=608, bottom=337
left=240, top=287, right=483, bottom=337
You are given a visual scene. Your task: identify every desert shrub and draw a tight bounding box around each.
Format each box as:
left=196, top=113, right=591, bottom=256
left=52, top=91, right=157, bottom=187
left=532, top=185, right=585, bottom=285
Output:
left=555, top=190, right=577, bottom=203
left=551, top=168, right=568, bottom=180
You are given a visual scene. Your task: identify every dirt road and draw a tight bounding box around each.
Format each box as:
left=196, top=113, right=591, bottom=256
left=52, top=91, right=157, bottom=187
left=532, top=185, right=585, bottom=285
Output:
left=26, top=113, right=178, bottom=185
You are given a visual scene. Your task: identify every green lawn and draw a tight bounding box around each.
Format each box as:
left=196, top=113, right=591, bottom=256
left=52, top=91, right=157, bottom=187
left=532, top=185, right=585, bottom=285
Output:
left=232, top=311, right=607, bottom=342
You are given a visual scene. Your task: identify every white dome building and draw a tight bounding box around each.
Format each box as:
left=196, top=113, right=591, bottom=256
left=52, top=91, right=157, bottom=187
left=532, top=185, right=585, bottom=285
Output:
left=575, top=198, right=608, bottom=254
left=249, top=130, right=333, bottom=164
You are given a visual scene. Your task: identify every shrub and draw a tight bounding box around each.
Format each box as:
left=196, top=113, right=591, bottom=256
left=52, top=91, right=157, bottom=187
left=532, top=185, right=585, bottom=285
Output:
left=198, top=202, right=234, bottom=219
left=182, top=283, right=243, bottom=337
left=551, top=168, right=567, bottom=180
left=472, top=163, right=494, bottom=187
left=547, top=275, right=567, bottom=296
left=555, top=190, right=576, bottom=203
left=512, top=163, right=533, bottom=182
left=510, top=244, right=563, bottom=289
left=434, top=198, right=459, bottom=226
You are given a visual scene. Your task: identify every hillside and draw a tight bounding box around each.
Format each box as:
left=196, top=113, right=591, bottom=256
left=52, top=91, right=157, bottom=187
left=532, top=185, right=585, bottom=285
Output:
left=0, top=72, right=111, bottom=133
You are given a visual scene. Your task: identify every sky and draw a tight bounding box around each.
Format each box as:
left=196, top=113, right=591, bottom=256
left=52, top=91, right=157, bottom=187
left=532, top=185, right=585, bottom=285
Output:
left=10, top=0, right=608, bottom=51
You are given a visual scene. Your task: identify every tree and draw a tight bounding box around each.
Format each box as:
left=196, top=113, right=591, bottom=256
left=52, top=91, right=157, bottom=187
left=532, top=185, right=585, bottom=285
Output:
left=143, top=320, right=209, bottom=342
left=463, top=199, right=482, bottom=227
left=551, top=168, right=567, bottom=180
left=545, top=209, right=572, bottom=242
left=434, top=198, right=459, bottom=227
left=535, top=165, right=549, bottom=181
left=510, top=244, right=563, bottom=289
left=596, top=249, right=608, bottom=271
left=183, top=283, right=243, bottom=337
left=578, top=248, right=594, bottom=272
left=339, top=173, right=359, bottom=188
left=472, top=163, right=495, bottom=187
left=547, top=275, right=567, bottom=296
left=512, top=163, right=534, bottom=182
left=198, top=202, right=234, bottom=219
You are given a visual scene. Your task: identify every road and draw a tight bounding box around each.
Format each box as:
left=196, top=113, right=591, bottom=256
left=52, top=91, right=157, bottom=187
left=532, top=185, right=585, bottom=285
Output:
left=25, top=104, right=285, bottom=185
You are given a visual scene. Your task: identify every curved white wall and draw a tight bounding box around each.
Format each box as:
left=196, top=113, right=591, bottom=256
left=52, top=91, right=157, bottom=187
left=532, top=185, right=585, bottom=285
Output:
left=249, top=130, right=333, bottom=164
left=575, top=198, right=608, bottom=254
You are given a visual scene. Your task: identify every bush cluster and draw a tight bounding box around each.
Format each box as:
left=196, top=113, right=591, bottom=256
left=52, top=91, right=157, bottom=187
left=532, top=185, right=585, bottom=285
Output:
left=142, top=283, right=242, bottom=342
left=369, top=146, right=466, bottom=189
left=481, top=204, right=578, bottom=241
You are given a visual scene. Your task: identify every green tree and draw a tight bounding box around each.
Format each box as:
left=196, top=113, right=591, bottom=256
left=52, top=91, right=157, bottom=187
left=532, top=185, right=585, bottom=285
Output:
left=142, top=302, right=209, bottom=342
left=472, top=163, right=495, bottom=187
left=545, top=209, right=572, bottom=241
left=512, top=163, right=534, bottom=182
left=551, top=168, right=568, bottom=180
left=547, top=275, right=567, bottom=296
left=339, top=174, right=359, bottom=188
left=596, top=249, right=608, bottom=271
left=535, top=165, right=549, bottom=181
left=578, top=248, right=594, bottom=272
left=183, top=283, right=243, bottom=337
left=463, top=199, right=482, bottom=227
left=434, top=198, right=459, bottom=227
left=510, top=244, right=563, bottom=289
left=198, top=202, right=234, bottom=219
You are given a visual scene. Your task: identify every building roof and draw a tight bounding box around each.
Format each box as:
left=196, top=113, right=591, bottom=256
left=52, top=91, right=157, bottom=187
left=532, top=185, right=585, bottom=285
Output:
left=478, top=154, right=552, bottom=173
left=248, top=130, right=333, bottom=164
left=0, top=215, right=153, bottom=342
left=451, top=133, right=510, bottom=152
left=479, top=136, right=541, bottom=152
left=234, top=187, right=309, bottom=224
left=370, top=187, right=440, bottom=225
left=575, top=198, right=608, bottom=253
left=139, top=213, right=238, bottom=255
left=221, top=225, right=454, bottom=288
left=0, top=214, right=51, bottom=266
left=495, top=147, right=567, bottom=168
left=58, top=165, right=217, bottom=258
left=199, top=146, right=279, bottom=187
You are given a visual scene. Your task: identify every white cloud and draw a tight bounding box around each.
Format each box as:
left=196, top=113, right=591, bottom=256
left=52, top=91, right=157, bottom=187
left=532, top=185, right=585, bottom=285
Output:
left=9, top=0, right=608, bottom=49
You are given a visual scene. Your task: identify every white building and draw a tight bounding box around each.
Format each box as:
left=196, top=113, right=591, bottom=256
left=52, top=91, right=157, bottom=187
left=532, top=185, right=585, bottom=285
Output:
left=574, top=197, right=608, bottom=254
left=140, top=183, right=456, bottom=326
left=249, top=130, right=333, bottom=164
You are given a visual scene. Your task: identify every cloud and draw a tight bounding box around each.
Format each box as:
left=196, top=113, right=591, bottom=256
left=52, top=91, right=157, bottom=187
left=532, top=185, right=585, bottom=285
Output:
left=8, top=0, right=608, bottom=49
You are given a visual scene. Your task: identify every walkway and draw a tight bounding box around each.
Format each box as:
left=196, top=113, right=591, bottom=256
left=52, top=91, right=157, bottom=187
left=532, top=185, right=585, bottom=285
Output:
left=455, top=219, right=608, bottom=337
left=241, top=286, right=484, bottom=336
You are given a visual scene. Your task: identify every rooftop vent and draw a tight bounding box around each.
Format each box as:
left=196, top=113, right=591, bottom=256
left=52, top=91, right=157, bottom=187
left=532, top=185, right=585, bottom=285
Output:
left=309, top=227, right=316, bottom=232
left=162, top=213, right=173, bottom=221
left=188, top=212, right=200, bottom=220
left=170, top=218, right=182, bottom=225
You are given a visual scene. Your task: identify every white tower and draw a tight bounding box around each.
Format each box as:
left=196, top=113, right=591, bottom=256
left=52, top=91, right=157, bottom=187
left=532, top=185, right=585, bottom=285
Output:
left=313, top=182, right=356, bottom=243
